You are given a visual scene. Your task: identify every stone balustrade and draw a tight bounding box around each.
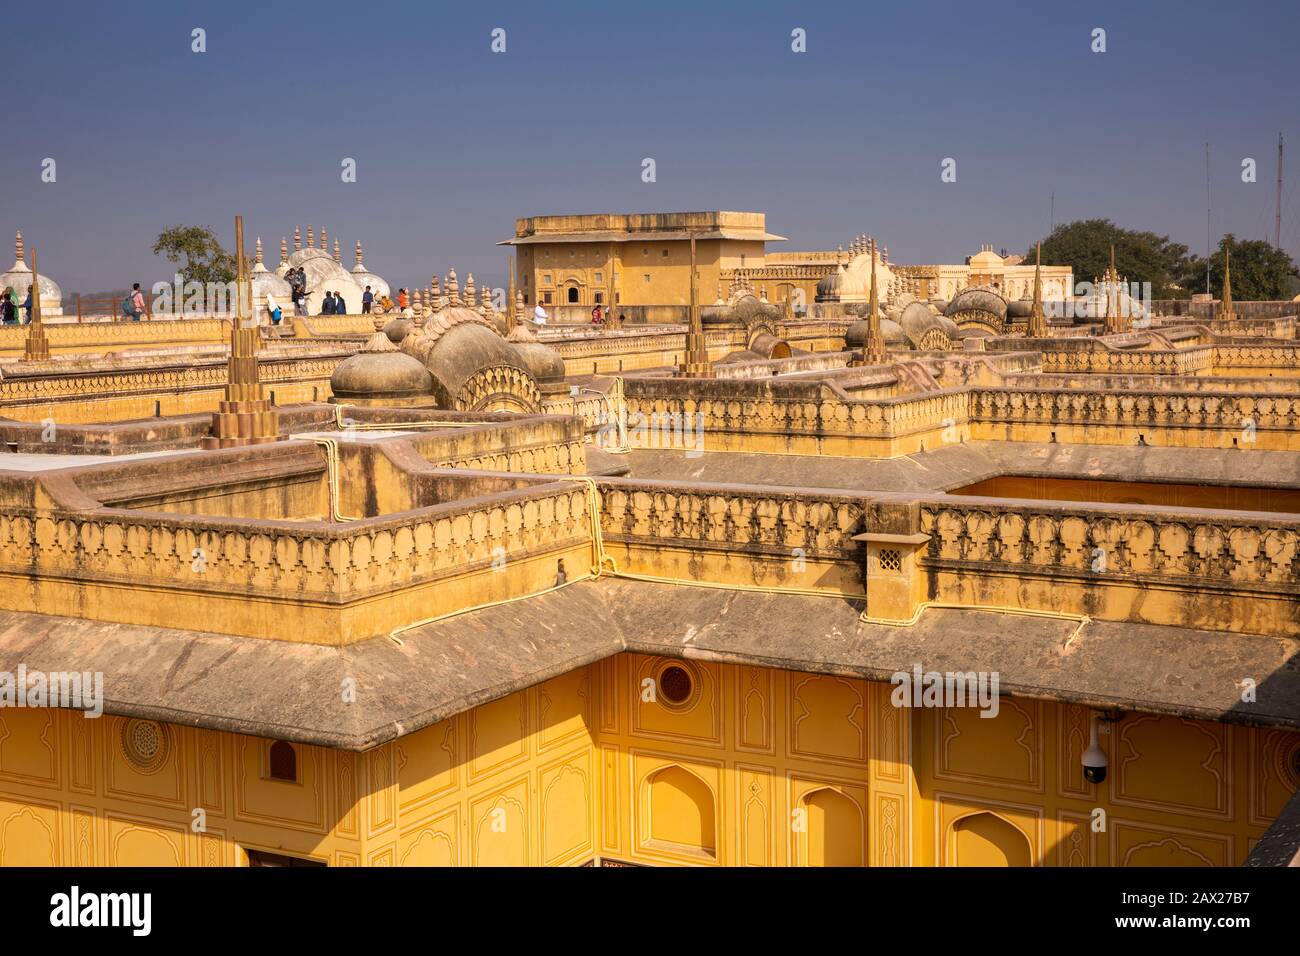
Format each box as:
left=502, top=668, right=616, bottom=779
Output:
left=0, top=473, right=594, bottom=645
left=0, top=317, right=231, bottom=356
left=918, top=496, right=1300, bottom=637
left=969, top=385, right=1300, bottom=448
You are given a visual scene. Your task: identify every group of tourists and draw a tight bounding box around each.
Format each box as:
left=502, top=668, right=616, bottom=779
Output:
left=318, top=291, right=349, bottom=315
left=286, top=267, right=309, bottom=317
left=361, top=286, right=396, bottom=314
left=0, top=285, right=32, bottom=324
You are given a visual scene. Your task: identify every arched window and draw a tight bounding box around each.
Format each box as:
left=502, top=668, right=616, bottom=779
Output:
left=269, top=741, right=297, bottom=782
left=567, top=287, right=579, bottom=304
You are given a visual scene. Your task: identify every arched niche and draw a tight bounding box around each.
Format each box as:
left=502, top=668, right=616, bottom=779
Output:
left=800, top=787, right=864, bottom=867
left=644, top=764, right=716, bottom=858
left=950, top=810, right=1032, bottom=867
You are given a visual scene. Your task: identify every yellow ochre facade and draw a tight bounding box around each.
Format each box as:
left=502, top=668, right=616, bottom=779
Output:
left=1, top=656, right=1294, bottom=866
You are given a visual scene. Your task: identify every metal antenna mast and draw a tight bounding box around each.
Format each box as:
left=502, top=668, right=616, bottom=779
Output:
left=1276, top=133, right=1284, bottom=249
left=1205, top=143, right=1212, bottom=295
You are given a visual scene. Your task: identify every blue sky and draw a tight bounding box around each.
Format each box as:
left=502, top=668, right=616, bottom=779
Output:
left=4, top=0, right=1298, bottom=293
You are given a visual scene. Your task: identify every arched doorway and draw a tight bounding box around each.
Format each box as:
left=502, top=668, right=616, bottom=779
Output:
left=567, top=286, right=580, bottom=304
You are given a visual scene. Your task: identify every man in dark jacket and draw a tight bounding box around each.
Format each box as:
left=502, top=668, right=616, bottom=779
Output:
left=334, top=292, right=347, bottom=315
left=362, top=286, right=373, bottom=314
left=321, top=291, right=336, bottom=315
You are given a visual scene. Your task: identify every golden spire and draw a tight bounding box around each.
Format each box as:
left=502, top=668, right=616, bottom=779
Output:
left=203, top=215, right=281, bottom=448
left=862, top=237, right=888, bottom=363
left=23, top=247, right=49, bottom=361
left=677, top=230, right=712, bottom=378
left=1220, top=245, right=1235, bottom=321
left=1027, top=243, right=1047, bottom=337
left=507, top=255, right=516, bottom=326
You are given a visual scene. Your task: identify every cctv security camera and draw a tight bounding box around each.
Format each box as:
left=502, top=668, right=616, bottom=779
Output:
left=1082, top=713, right=1109, bottom=784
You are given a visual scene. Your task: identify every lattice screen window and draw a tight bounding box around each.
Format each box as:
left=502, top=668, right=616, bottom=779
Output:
left=877, top=549, right=902, bottom=572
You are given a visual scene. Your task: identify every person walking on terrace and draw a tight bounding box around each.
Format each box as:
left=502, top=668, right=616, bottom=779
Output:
left=127, top=283, right=145, bottom=321
left=21, top=285, right=33, bottom=324
left=362, top=285, right=373, bottom=314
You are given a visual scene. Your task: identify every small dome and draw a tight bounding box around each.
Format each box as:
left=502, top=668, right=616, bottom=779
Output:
left=383, top=317, right=414, bottom=343
left=511, top=341, right=565, bottom=383
left=402, top=307, right=537, bottom=408
left=845, top=317, right=909, bottom=349
left=350, top=270, right=390, bottom=300
left=899, top=301, right=941, bottom=341
left=331, top=351, right=434, bottom=397
left=330, top=321, right=433, bottom=398
left=816, top=266, right=865, bottom=302
left=946, top=286, right=1008, bottom=320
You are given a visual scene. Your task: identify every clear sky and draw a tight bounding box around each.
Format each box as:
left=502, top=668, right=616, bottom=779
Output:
left=4, top=0, right=1299, bottom=294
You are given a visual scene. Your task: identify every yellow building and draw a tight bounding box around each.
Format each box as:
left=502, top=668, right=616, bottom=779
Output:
left=500, top=211, right=784, bottom=309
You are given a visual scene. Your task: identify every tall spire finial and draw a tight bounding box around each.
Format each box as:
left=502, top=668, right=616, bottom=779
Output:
left=1220, top=245, right=1235, bottom=321
left=279, top=237, right=288, bottom=267
left=319, top=225, right=326, bottom=253
left=355, top=240, right=364, bottom=267
left=1027, top=243, right=1047, bottom=337
left=23, top=247, right=49, bottom=361
left=306, top=225, right=314, bottom=248
left=447, top=269, right=460, bottom=306
left=333, top=239, right=341, bottom=263
left=293, top=226, right=302, bottom=252
left=853, top=237, right=889, bottom=366
left=254, top=236, right=264, bottom=267
left=677, top=230, right=712, bottom=378
left=203, top=215, right=282, bottom=449
left=14, top=230, right=24, bottom=266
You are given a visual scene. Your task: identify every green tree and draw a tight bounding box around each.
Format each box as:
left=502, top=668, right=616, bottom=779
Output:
left=152, top=225, right=236, bottom=285
left=1024, top=219, right=1190, bottom=299
left=1177, top=234, right=1297, bottom=301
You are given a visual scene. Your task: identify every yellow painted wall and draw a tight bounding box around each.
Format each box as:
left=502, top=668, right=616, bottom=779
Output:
left=518, top=239, right=766, bottom=308
left=0, top=654, right=1294, bottom=866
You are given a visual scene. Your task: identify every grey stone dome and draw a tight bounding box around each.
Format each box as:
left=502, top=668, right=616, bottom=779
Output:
left=330, top=351, right=434, bottom=398
left=383, top=317, right=414, bottom=343
left=945, top=286, right=1007, bottom=320
left=330, top=322, right=433, bottom=398
left=845, top=317, right=908, bottom=349
left=899, top=301, right=942, bottom=342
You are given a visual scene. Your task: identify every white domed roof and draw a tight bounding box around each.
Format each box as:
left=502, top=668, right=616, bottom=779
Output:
left=0, top=232, right=62, bottom=311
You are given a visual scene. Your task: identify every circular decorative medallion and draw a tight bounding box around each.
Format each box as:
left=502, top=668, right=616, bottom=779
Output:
left=121, top=719, right=170, bottom=774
